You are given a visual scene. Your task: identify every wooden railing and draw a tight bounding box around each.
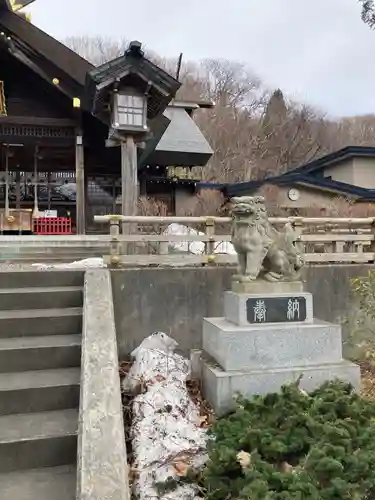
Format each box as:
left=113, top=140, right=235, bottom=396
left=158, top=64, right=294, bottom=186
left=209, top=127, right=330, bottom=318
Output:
left=93, top=215, right=375, bottom=266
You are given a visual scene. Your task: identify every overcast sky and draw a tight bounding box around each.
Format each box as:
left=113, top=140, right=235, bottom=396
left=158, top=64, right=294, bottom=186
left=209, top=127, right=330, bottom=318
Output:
left=28, top=0, right=375, bottom=118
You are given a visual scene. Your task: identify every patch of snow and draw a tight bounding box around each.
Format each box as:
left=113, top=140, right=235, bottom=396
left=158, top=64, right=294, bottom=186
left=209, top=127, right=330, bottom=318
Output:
left=164, top=223, right=235, bottom=255
left=31, top=257, right=106, bottom=270
left=123, top=332, right=207, bottom=500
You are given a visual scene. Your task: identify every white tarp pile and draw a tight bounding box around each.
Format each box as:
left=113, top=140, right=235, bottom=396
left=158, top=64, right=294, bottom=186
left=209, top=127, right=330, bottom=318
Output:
left=164, top=223, right=235, bottom=255
left=31, top=257, right=106, bottom=270
left=123, top=332, right=207, bottom=500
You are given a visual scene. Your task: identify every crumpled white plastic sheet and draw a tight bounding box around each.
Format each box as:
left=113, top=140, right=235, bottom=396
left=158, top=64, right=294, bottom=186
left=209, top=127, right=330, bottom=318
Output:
left=31, top=257, right=106, bottom=269
left=122, top=332, right=207, bottom=500
left=164, top=223, right=235, bottom=255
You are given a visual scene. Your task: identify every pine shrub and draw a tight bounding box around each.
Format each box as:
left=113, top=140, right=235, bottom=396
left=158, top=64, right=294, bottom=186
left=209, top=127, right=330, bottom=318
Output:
left=203, top=380, right=375, bottom=499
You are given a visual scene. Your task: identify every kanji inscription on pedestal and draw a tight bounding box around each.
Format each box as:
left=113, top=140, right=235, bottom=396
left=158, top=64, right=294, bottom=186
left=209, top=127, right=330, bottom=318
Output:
left=246, top=296, right=307, bottom=324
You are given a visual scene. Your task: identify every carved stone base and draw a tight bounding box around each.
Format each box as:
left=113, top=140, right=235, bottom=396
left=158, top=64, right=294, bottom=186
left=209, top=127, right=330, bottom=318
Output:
left=231, top=279, right=304, bottom=294
left=202, top=358, right=361, bottom=416
left=203, top=317, right=341, bottom=371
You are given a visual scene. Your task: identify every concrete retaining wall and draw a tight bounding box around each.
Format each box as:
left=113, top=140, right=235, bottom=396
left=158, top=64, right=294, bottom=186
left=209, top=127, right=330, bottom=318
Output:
left=77, top=269, right=130, bottom=500
left=111, top=264, right=373, bottom=358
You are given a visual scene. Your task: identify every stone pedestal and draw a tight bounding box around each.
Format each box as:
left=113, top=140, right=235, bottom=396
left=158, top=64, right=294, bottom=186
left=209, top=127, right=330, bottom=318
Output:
left=201, top=281, right=360, bottom=416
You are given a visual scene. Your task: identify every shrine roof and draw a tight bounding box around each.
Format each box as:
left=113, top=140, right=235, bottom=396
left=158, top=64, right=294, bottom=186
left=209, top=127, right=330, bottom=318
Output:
left=0, top=7, right=93, bottom=89
left=88, top=51, right=179, bottom=93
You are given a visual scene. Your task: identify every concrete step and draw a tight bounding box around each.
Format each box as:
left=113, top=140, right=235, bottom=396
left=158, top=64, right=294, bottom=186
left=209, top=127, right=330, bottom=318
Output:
left=0, top=408, right=78, bottom=472
left=0, top=253, right=104, bottom=263
left=0, top=367, right=80, bottom=416
left=0, top=286, right=83, bottom=310
left=0, top=247, right=106, bottom=254
left=0, top=335, right=81, bottom=373
left=0, top=308, right=82, bottom=338
left=0, top=270, right=84, bottom=289
left=0, top=258, right=101, bottom=265
left=0, top=465, right=76, bottom=500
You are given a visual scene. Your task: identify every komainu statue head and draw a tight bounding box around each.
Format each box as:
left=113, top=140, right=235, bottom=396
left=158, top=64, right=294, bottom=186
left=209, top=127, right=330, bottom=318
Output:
left=231, top=196, right=266, bottom=219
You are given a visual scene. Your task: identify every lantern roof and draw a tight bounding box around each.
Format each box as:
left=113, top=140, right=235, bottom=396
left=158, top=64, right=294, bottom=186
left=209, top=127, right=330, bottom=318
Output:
left=138, top=101, right=213, bottom=168
left=85, top=41, right=181, bottom=126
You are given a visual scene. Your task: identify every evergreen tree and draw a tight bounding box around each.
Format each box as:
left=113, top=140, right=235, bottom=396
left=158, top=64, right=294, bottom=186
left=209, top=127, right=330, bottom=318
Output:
left=262, top=89, right=287, bottom=131
left=203, top=380, right=375, bottom=499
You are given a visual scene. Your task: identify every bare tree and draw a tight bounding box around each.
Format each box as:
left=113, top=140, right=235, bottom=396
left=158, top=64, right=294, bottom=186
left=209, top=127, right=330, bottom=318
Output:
left=137, top=197, right=169, bottom=251
left=179, top=189, right=225, bottom=217
left=359, top=0, right=375, bottom=28
left=200, top=59, right=264, bottom=110
left=306, top=196, right=375, bottom=217
left=137, top=196, right=169, bottom=217
left=244, top=92, right=334, bottom=180
left=62, top=34, right=375, bottom=202
left=64, top=35, right=127, bottom=65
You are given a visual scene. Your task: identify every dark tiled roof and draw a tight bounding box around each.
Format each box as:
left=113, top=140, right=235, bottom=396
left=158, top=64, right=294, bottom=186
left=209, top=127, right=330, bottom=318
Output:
left=196, top=182, right=226, bottom=190
left=88, top=53, right=179, bottom=94
left=224, top=172, right=375, bottom=200
left=292, top=146, right=375, bottom=175
left=222, top=146, right=375, bottom=200
left=0, top=9, right=93, bottom=88
left=291, top=174, right=375, bottom=199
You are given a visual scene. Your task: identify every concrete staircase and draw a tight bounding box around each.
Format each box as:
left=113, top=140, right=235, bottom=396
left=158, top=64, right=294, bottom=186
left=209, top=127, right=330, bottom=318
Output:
left=0, top=271, right=84, bottom=500
left=0, top=236, right=108, bottom=263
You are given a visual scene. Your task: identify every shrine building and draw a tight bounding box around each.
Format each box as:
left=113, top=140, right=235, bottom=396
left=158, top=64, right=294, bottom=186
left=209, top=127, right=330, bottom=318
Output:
left=0, top=0, right=214, bottom=233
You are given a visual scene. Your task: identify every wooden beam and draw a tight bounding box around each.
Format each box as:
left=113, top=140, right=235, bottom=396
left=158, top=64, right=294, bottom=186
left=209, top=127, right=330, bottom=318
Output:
left=75, top=131, right=85, bottom=234
left=0, top=116, right=76, bottom=127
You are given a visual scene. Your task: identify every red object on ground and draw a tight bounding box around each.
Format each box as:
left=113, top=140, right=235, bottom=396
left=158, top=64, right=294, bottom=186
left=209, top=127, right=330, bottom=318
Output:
left=33, top=217, right=73, bottom=235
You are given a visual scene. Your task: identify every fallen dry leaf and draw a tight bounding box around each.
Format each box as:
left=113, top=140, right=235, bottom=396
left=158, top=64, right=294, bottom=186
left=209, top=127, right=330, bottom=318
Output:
left=186, top=378, right=216, bottom=427
left=199, top=415, right=209, bottom=428
left=237, top=450, right=252, bottom=470
left=360, top=362, right=375, bottom=400
left=281, top=461, right=294, bottom=473
left=173, top=461, right=189, bottom=477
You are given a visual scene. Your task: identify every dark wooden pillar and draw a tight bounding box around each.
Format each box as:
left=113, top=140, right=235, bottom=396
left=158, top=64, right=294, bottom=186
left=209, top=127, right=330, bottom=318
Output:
left=32, top=146, right=39, bottom=218
left=47, top=172, right=51, bottom=211
left=75, top=130, right=85, bottom=234
left=15, top=171, right=20, bottom=210
left=4, top=146, right=9, bottom=216
left=121, top=136, right=138, bottom=235
left=112, top=177, right=117, bottom=214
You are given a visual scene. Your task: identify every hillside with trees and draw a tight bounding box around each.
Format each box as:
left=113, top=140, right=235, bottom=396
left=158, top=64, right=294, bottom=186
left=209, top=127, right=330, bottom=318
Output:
left=64, top=35, right=375, bottom=187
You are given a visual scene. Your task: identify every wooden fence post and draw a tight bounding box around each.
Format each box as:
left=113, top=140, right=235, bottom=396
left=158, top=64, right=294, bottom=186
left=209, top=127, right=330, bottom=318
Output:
left=291, top=219, right=304, bottom=254
left=109, top=219, right=121, bottom=265
left=158, top=240, right=169, bottom=255
left=205, top=217, right=215, bottom=255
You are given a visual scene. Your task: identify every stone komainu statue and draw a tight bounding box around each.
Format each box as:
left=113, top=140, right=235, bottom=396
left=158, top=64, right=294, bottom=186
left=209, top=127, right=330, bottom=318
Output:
left=230, top=196, right=304, bottom=282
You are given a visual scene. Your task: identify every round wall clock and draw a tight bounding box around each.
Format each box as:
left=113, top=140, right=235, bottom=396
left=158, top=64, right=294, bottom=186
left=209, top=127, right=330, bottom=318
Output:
left=288, top=188, right=300, bottom=201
